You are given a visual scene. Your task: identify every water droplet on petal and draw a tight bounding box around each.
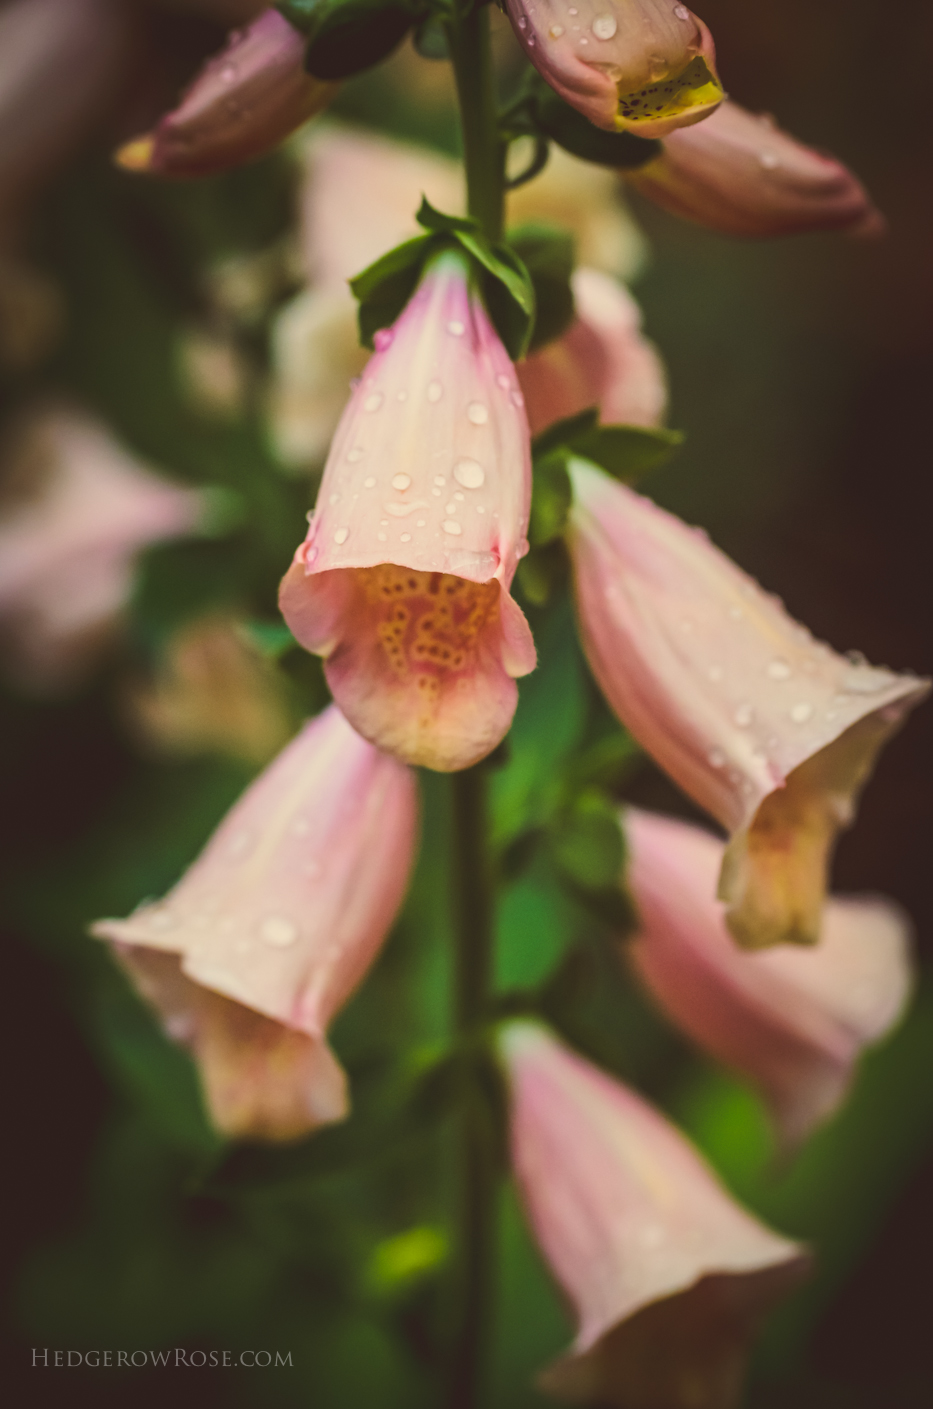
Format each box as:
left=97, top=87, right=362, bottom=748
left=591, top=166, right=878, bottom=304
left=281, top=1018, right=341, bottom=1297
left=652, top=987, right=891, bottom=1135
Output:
left=707, top=664, right=724, bottom=682
left=454, top=458, right=485, bottom=489
left=759, top=151, right=780, bottom=170
left=443, top=520, right=463, bottom=535
left=364, top=392, right=383, bottom=412
left=334, top=528, right=349, bottom=545
left=220, top=63, right=237, bottom=82
left=400, top=532, right=412, bottom=542
left=148, top=910, right=176, bottom=932
left=767, top=658, right=792, bottom=680
left=511, top=390, right=524, bottom=407
left=391, top=473, right=412, bottom=491
left=397, top=390, right=407, bottom=402
left=447, top=320, right=465, bottom=336
left=347, top=448, right=363, bottom=462
left=260, top=915, right=297, bottom=948
left=445, top=502, right=458, bottom=515
left=377, top=532, right=387, bottom=542
left=790, top=702, right=813, bottom=723
left=416, top=519, right=426, bottom=527
left=374, top=328, right=394, bottom=351
left=708, top=748, right=726, bottom=768
left=674, top=4, right=690, bottom=18
left=734, top=704, right=754, bottom=728
left=549, top=23, right=564, bottom=37
left=497, top=374, right=510, bottom=390
left=427, top=380, right=443, bottom=403
left=728, top=605, right=743, bottom=620
left=434, top=475, right=446, bottom=486
left=329, top=492, right=340, bottom=505
left=363, top=476, right=376, bottom=488
left=467, top=402, right=488, bottom=425
left=592, top=13, right=618, bottom=39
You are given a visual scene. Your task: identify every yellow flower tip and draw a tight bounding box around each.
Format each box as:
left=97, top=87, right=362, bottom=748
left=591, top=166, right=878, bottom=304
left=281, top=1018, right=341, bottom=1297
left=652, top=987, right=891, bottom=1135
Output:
left=615, top=57, right=724, bottom=133
left=114, top=135, right=156, bottom=173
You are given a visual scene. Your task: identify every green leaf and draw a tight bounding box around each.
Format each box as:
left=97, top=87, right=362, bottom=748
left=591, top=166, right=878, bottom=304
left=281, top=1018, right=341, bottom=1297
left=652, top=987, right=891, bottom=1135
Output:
left=549, top=788, right=625, bottom=893
left=532, top=407, right=599, bottom=459
left=531, top=81, right=662, bottom=169
left=508, top=221, right=575, bottom=351
left=349, top=232, right=435, bottom=348
left=515, top=540, right=569, bottom=610
left=533, top=409, right=684, bottom=485
left=529, top=451, right=572, bottom=547
left=294, top=0, right=427, bottom=80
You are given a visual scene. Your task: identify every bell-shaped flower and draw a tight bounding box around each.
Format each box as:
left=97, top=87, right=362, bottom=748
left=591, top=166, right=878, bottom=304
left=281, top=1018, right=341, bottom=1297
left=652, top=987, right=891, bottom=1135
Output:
left=504, top=0, right=723, bottom=137
left=499, top=1021, right=806, bottom=1408
left=518, top=267, right=667, bottom=437
left=626, top=99, right=882, bottom=238
left=566, top=459, right=929, bottom=948
left=115, top=9, right=337, bottom=179
left=279, top=252, right=536, bottom=771
left=0, top=407, right=204, bottom=691
left=623, top=807, right=913, bottom=1150
left=93, top=704, right=419, bottom=1142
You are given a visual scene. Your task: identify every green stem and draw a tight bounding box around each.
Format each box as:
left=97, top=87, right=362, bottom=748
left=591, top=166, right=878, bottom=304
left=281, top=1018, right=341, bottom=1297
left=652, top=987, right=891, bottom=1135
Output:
left=446, top=3, right=505, bottom=241
left=448, top=765, right=497, bottom=1409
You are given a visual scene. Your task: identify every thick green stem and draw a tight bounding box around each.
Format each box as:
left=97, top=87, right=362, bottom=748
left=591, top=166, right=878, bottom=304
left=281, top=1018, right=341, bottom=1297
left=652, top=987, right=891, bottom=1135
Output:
left=448, top=765, right=497, bottom=1409
left=447, top=3, right=505, bottom=241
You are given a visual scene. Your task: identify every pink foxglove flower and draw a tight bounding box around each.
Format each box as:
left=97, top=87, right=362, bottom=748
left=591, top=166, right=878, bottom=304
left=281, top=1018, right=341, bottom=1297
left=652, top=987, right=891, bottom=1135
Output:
left=623, top=807, right=913, bottom=1149
left=93, top=704, right=418, bottom=1142
left=499, top=1021, right=806, bottom=1408
left=518, top=267, right=667, bottom=436
left=116, top=9, right=337, bottom=179
left=0, top=407, right=203, bottom=691
left=627, top=99, right=882, bottom=239
left=279, top=252, right=536, bottom=772
left=504, top=0, right=723, bottom=137
left=566, top=459, right=929, bottom=948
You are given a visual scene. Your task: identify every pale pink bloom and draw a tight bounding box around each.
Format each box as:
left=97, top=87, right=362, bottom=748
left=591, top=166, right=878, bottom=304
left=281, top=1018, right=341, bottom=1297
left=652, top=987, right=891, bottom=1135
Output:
left=518, top=268, right=667, bottom=436
left=115, top=9, right=337, bottom=179
left=93, top=704, right=418, bottom=1141
left=0, top=408, right=203, bottom=691
left=500, top=1021, right=806, bottom=1408
left=623, top=808, right=913, bottom=1150
left=627, top=99, right=882, bottom=239
left=279, top=253, right=536, bottom=771
left=566, top=459, right=929, bottom=948
left=0, top=0, right=132, bottom=238
left=504, top=0, right=723, bottom=137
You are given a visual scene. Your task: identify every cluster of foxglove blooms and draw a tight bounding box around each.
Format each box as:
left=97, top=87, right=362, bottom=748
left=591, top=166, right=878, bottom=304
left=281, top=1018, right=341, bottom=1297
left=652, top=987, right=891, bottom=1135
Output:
left=3, top=2, right=926, bottom=1405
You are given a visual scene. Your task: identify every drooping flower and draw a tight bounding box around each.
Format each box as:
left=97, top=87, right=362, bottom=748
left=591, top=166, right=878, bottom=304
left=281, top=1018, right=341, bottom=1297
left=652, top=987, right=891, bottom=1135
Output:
left=279, top=252, right=536, bottom=771
left=499, top=1021, right=806, bottom=1409
left=626, top=99, right=882, bottom=238
left=518, top=267, right=667, bottom=436
left=115, top=9, right=337, bottom=179
left=623, top=807, right=913, bottom=1149
left=93, top=704, right=419, bottom=1142
left=566, top=459, right=929, bottom=948
left=504, top=0, right=723, bottom=137
left=0, top=407, right=204, bottom=691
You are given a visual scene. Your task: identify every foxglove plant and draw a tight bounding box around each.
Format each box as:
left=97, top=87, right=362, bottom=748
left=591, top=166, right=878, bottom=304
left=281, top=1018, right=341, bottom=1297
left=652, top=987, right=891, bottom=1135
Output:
left=14, top=0, right=922, bottom=1404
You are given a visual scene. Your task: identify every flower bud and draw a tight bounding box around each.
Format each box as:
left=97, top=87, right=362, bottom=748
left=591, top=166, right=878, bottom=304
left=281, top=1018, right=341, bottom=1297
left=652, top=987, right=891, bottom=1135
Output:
left=623, top=807, right=913, bottom=1149
left=93, top=704, right=419, bottom=1141
left=504, top=0, right=723, bottom=137
left=116, top=9, right=337, bottom=179
left=627, top=99, right=883, bottom=238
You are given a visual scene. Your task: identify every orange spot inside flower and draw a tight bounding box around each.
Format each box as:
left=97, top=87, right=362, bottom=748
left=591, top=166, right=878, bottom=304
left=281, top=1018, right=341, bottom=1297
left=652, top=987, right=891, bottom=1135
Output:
left=358, top=565, right=499, bottom=711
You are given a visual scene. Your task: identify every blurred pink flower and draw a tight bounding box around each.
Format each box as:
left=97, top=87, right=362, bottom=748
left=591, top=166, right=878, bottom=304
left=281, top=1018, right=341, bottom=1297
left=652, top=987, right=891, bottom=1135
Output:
left=627, top=99, right=882, bottom=238
left=566, top=460, right=929, bottom=948
left=279, top=252, right=536, bottom=772
left=623, top=807, right=913, bottom=1149
left=504, top=0, right=723, bottom=137
left=517, top=267, right=667, bottom=436
left=0, top=407, right=203, bottom=691
left=499, top=1021, right=806, bottom=1408
left=93, top=704, right=419, bottom=1141
left=115, top=8, right=336, bottom=179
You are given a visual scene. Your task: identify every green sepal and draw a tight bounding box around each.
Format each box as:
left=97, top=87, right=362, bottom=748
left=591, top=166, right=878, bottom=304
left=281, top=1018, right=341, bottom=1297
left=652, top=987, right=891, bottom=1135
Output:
left=534, top=408, right=684, bottom=484
left=531, top=81, right=662, bottom=169
left=282, top=0, right=428, bottom=81
left=508, top=221, right=575, bottom=351
left=529, top=451, right=572, bottom=548
left=349, top=233, right=436, bottom=348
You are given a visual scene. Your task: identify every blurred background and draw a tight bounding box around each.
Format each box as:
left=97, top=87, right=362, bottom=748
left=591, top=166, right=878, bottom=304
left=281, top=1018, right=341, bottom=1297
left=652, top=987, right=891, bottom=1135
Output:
left=1, top=0, right=931, bottom=1404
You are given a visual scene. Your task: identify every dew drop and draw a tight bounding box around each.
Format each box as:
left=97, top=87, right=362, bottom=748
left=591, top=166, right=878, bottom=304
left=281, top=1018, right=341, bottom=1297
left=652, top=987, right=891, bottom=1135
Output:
left=707, top=664, right=724, bottom=683
left=511, top=390, right=524, bottom=407
left=374, top=328, right=394, bottom=351
left=467, top=401, right=488, bottom=425
left=454, top=458, right=485, bottom=489
left=364, top=392, right=383, bottom=412
left=549, top=23, right=565, bottom=37
left=767, top=659, right=792, bottom=680
left=427, top=380, right=443, bottom=403
left=328, top=492, right=340, bottom=505
left=454, top=492, right=464, bottom=501
left=759, top=151, right=780, bottom=170
left=497, top=374, right=510, bottom=390
left=592, top=13, right=618, bottom=39
left=363, top=476, right=376, bottom=488
left=728, top=605, right=743, bottom=620
left=260, top=915, right=297, bottom=948
left=227, top=830, right=251, bottom=858
left=673, top=3, right=690, bottom=17
left=400, top=532, right=412, bottom=542
left=433, top=475, right=446, bottom=486
left=305, top=510, right=314, bottom=523
left=790, top=702, right=813, bottom=724
left=148, top=910, right=176, bottom=932
left=569, top=6, right=578, bottom=12
left=443, top=520, right=463, bottom=535
left=708, top=748, right=726, bottom=768
left=378, top=532, right=387, bottom=542
left=445, top=503, right=458, bottom=515
left=397, top=390, right=407, bottom=402
left=476, top=505, right=485, bottom=514
left=346, top=447, right=363, bottom=462
left=734, top=704, right=754, bottom=728
left=518, top=14, right=527, bottom=27
left=447, top=320, right=465, bottom=336
left=220, top=63, right=237, bottom=82
left=391, top=473, right=412, bottom=491
left=416, top=519, right=426, bottom=527
left=334, top=528, right=349, bottom=545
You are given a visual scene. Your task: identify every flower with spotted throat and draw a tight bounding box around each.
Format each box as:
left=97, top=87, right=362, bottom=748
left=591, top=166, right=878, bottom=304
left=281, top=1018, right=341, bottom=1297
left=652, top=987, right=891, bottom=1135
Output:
left=504, top=0, right=723, bottom=137
left=279, top=250, right=536, bottom=772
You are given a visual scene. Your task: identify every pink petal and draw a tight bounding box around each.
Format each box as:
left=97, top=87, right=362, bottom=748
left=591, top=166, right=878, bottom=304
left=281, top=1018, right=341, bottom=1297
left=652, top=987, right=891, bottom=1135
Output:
left=628, top=99, right=882, bottom=239
left=567, top=460, right=929, bottom=947
left=518, top=268, right=667, bottom=436
left=624, top=807, right=914, bottom=1149
left=503, top=1, right=723, bottom=137
left=499, top=1022, right=805, bottom=1405
left=279, top=253, right=535, bottom=770
left=115, top=947, right=347, bottom=1142
left=93, top=704, right=419, bottom=1038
